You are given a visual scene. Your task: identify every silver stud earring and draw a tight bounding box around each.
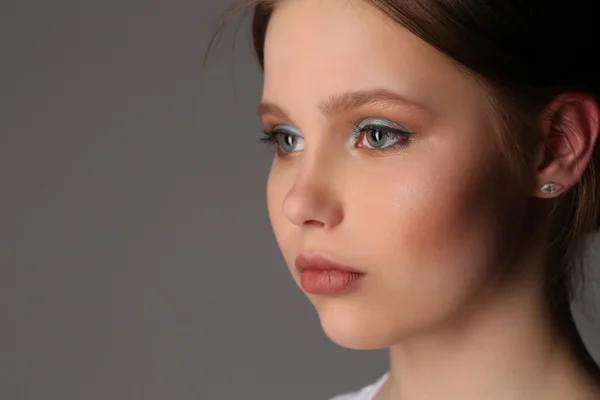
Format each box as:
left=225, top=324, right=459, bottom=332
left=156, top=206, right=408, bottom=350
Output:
left=541, top=182, right=562, bottom=194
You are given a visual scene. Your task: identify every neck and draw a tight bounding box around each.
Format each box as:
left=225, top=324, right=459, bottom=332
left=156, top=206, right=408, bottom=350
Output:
left=380, top=265, right=600, bottom=400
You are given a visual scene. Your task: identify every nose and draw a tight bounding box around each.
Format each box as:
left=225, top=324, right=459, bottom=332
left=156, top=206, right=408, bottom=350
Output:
left=281, top=163, right=344, bottom=229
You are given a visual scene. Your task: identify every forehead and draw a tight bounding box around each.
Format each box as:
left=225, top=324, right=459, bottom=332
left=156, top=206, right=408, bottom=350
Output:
left=262, top=0, right=482, bottom=114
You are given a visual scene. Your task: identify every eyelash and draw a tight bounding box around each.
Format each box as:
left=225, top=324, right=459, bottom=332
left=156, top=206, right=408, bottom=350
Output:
left=258, top=124, right=414, bottom=155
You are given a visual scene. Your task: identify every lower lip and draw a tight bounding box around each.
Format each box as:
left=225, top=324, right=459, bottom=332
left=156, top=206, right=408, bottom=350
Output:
left=299, top=269, right=365, bottom=295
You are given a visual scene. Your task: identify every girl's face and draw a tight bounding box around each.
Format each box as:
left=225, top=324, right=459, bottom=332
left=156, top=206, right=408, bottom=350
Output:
left=261, top=0, right=528, bottom=349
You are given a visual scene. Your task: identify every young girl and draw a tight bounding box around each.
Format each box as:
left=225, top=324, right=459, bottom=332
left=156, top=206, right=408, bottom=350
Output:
left=213, top=0, right=600, bottom=398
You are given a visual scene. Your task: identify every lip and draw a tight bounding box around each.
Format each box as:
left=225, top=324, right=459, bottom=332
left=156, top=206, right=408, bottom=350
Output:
left=295, top=253, right=365, bottom=274
left=295, top=253, right=365, bottom=295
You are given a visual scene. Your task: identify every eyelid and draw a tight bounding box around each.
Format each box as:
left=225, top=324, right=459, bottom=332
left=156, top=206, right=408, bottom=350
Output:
left=355, top=117, right=412, bottom=132
left=271, top=124, right=304, bottom=136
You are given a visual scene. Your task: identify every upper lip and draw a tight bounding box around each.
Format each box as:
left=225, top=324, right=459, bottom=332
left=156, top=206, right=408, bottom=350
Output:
left=295, top=253, right=365, bottom=274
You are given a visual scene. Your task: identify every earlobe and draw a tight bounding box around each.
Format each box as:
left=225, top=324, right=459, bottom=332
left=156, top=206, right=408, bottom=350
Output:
left=540, top=182, right=562, bottom=195
left=532, top=93, right=600, bottom=198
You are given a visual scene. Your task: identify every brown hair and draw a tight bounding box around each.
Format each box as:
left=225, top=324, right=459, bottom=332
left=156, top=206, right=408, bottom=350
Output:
left=208, top=0, right=600, bottom=376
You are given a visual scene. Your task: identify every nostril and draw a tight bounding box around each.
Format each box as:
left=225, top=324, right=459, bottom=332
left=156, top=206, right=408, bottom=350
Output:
left=303, top=219, right=325, bottom=228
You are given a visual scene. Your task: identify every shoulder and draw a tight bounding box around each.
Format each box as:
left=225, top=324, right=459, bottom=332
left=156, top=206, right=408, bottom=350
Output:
left=328, top=372, right=389, bottom=400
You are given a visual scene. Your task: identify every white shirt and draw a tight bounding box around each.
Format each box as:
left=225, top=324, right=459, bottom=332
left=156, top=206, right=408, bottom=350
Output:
left=329, top=372, right=389, bottom=400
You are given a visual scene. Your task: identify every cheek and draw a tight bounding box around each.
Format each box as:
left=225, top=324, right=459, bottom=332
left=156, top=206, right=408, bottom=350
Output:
left=264, top=137, right=522, bottom=348
left=266, top=166, right=296, bottom=257
left=342, top=150, right=513, bottom=330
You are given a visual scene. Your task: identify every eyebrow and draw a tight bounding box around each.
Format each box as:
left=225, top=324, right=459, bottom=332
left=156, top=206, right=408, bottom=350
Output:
left=258, top=88, right=428, bottom=120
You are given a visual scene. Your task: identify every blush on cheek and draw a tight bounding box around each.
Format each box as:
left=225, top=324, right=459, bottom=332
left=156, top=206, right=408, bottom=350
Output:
left=359, top=161, right=509, bottom=312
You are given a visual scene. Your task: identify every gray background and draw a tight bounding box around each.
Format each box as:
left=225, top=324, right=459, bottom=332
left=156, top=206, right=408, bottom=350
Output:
left=1, top=1, right=599, bottom=399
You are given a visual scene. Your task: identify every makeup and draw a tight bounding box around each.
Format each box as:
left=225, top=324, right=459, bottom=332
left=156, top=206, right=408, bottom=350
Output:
left=295, top=253, right=365, bottom=295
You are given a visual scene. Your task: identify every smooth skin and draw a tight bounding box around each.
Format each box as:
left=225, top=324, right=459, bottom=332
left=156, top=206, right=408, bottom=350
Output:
left=258, top=0, right=600, bottom=399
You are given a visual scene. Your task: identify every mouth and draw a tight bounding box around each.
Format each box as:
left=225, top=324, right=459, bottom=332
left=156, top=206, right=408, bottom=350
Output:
left=295, top=253, right=366, bottom=295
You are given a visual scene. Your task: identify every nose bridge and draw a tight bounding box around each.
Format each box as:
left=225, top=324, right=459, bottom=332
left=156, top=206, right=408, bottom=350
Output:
left=291, top=146, right=338, bottom=204
left=293, top=124, right=341, bottom=188
left=299, top=140, right=336, bottom=180
left=282, top=143, right=344, bottom=228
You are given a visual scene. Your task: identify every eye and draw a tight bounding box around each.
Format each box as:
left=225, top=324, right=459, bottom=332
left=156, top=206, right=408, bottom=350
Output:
left=258, top=125, right=304, bottom=154
left=359, top=127, right=403, bottom=149
left=353, top=118, right=414, bottom=151
left=277, top=132, right=304, bottom=153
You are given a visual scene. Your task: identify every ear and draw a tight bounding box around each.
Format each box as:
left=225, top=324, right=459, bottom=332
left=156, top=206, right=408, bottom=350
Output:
left=532, top=93, right=600, bottom=198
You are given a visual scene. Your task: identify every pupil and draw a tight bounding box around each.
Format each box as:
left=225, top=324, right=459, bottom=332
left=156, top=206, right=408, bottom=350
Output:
left=281, top=134, right=295, bottom=151
left=370, top=129, right=384, bottom=146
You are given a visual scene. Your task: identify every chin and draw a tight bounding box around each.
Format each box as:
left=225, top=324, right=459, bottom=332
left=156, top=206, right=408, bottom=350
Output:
left=313, top=298, right=404, bottom=350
